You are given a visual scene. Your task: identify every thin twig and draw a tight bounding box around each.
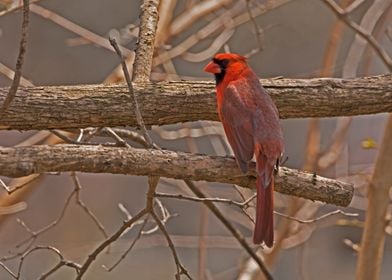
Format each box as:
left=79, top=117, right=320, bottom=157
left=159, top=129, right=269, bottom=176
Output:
left=156, top=192, right=358, bottom=225
left=110, top=20, right=191, bottom=277
left=38, top=246, right=81, bottom=279
left=153, top=0, right=292, bottom=67
left=49, top=130, right=118, bottom=147
left=17, top=246, right=80, bottom=279
left=104, top=127, right=132, bottom=148
left=1, top=0, right=30, bottom=112
left=71, top=172, right=109, bottom=241
left=151, top=210, right=192, bottom=280
left=155, top=192, right=256, bottom=207
left=320, top=0, right=392, bottom=70
left=0, top=62, right=33, bottom=86
left=184, top=179, right=273, bottom=280
left=29, top=4, right=131, bottom=55
left=76, top=208, right=148, bottom=279
left=102, top=215, right=150, bottom=272
left=1, top=188, right=75, bottom=261
left=109, top=37, right=154, bottom=148
left=100, top=127, right=157, bottom=148
left=245, top=0, right=263, bottom=51
left=344, top=0, right=366, bottom=14
left=0, top=261, right=17, bottom=279
left=274, top=209, right=358, bottom=224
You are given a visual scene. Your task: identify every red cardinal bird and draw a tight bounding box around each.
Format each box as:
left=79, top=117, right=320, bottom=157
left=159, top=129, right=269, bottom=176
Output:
left=204, top=53, right=284, bottom=247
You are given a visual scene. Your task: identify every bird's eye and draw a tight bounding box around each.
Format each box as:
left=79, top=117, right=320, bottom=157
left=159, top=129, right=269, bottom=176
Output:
left=220, top=59, right=229, bottom=67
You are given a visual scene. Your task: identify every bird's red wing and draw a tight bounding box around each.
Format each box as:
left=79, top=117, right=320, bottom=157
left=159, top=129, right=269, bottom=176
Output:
left=220, top=82, right=255, bottom=173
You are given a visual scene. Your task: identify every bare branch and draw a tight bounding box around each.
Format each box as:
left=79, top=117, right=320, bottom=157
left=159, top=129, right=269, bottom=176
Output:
left=169, top=0, right=232, bottom=39
left=0, top=75, right=391, bottom=130
left=320, top=0, right=392, bottom=70
left=102, top=216, right=149, bottom=272
left=98, top=127, right=155, bottom=148
left=344, top=0, right=366, bottom=14
left=1, top=0, right=30, bottom=113
left=132, top=0, right=160, bottom=82
left=356, top=115, right=392, bottom=280
left=155, top=0, right=177, bottom=45
left=0, top=261, right=17, bottom=279
left=184, top=179, right=273, bottom=280
left=245, top=0, right=263, bottom=51
left=153, top=0, right=292, bottom=67
left=70, top=172, right=109, bottom=241
left=76, top=208, right=148, bottom=279
left=156, top=192, right=359, bottom=225
left=0, top=187, right=75, bottom=261
left=17, top=246, right=80, bottom=279
left=151, top=210, right=192, bottom=279
left=181, top=28, right=235, bottom=62
left=109, top=38, right=154, bottom=148
left=343, top=0, right=391, bottom=78
left=155, top=192, right=255, bottom=207
left=0, top=144, right=354, bottom=206
left=29, top=4, right=131, bottom=55
left=0, top=62, right=33, bottom=86
left=275, top=209, right=358, bottom=224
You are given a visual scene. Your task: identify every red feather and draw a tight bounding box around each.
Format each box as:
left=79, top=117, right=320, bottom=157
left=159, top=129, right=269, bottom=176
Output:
left=204, top=53, right=284, bottom=247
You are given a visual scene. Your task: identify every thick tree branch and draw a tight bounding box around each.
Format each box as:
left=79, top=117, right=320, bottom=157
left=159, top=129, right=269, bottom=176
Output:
left=0, top=144, right=353, bottom=207
left=132, top=0, right=160, bottom=82
left=0, top=75, right=390, bottom=130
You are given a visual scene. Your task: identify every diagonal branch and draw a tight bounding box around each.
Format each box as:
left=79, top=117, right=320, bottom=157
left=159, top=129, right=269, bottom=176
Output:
left=185, top=179, right=273, bottom=280
left=109, top=38, right=154, bottom=148
left=76, top=208, right=148, bottom=279
left=1, top=0, right=30, bottom=112
left=0, top=144, right=353, bottom=207
left=320, top=0, right=392, bottom=70
left=0, top=75, right=390, bottom=130
left=29, top=4, right=131, bottom=55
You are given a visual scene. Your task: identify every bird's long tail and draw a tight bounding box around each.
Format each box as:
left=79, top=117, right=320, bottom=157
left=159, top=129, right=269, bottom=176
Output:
left=253, top=176, right=274, bottom=246
left=253, top=145, right=275, bottom=247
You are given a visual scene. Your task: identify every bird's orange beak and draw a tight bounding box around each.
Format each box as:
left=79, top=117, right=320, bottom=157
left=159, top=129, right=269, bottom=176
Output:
left=204, top=61, right=221, bottom=74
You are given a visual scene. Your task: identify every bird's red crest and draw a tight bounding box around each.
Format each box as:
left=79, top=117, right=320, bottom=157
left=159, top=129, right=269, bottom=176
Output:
left=213, top=53, right=247, bottom=63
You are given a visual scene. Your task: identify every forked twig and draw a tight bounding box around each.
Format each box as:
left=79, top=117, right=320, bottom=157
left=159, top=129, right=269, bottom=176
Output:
left=76, top=208, right=148, bottom=279
left=102, top=216, right=150, bottom=272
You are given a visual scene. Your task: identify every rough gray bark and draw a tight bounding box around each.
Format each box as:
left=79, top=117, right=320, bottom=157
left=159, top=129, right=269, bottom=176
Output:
left=0, top=144, right=353, bottom=207
left=0, top=75, right=390, bottom=130
left=132, top=0, right=160, bottom=82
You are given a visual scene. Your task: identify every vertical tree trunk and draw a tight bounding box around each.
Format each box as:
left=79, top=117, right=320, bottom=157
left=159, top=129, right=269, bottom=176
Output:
left=356, top=115, right=392, bottom=280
